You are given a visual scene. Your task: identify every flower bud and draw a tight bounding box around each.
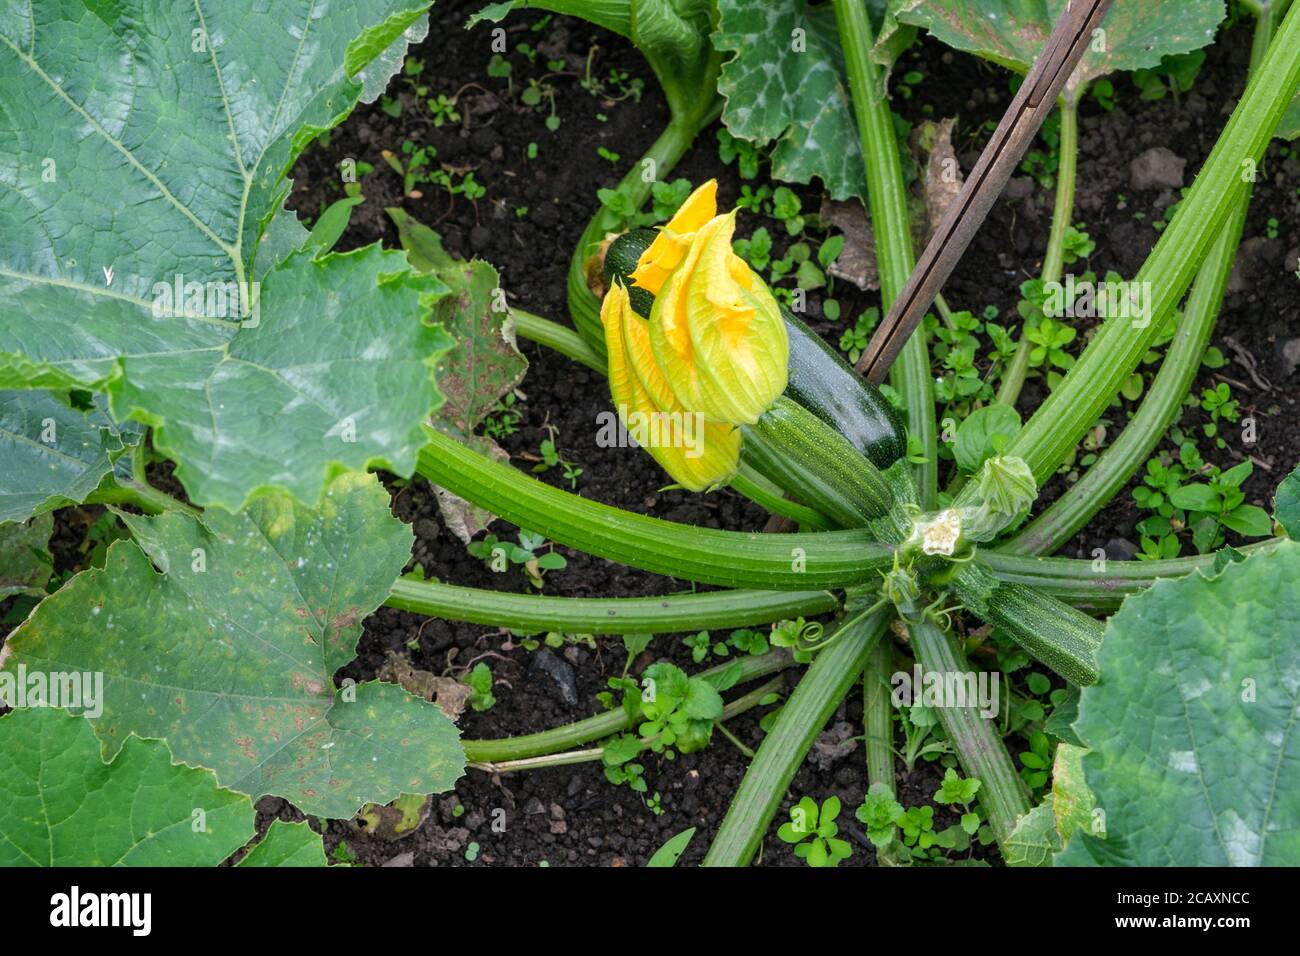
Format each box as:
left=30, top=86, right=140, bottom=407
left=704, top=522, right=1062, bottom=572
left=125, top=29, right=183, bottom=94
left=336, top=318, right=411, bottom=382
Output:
left=650, top=210, right=788, bottom=426
left=976, top=455, right=1037, bottom=517
left=600, top=284, right=740, bottom=491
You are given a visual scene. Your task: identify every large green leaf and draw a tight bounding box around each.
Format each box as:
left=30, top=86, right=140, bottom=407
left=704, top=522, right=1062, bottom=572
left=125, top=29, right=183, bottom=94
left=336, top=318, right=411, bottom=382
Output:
left=387, top=209, right=527, bottom=440
left=1059, top=541, right=1300, bottom=866
left=1, top=472, right=464, bottom=818
left=0, top=707, right=254, bottom=866
left=883, top=0, right=1227, bottom=101
left=0, top=390, right=124, bottom=524
left=388, top=208, right=527, bottom=540
left=0, top=1, right=453, bottom=512
left=714, top=0, right=868, bottom=201
left=0, top=513, right=53, bottom=600
left=1003, top=801, right=1059, bottom=867
left=236, top=820, right=329, bottom=867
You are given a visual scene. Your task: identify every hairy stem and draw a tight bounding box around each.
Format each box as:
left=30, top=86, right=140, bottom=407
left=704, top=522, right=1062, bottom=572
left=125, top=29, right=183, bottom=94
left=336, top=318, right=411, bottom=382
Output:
left=468, top=676, right=782, bottom=773
left=996, top=95, right=1080, bottom=409
left=462, top=650, right=790, bottom=763
left=386, top=577, right=838, bottom=634
left=418, top=428, right=895, bottom=589
left=835, top=0, right=937, bottom=508
left=862, top=634, right=897, bottom=791
left=85, top=477, right=201, bottom=518
left=703, top=607, right=891, bottom=866
left=510, top=307, right=605, bottom=373
left=962, top=7, right=1300, bottom=488
left=906, top=617, right=1030, bottom=847
left=978, top=538, right=1283, bottom=612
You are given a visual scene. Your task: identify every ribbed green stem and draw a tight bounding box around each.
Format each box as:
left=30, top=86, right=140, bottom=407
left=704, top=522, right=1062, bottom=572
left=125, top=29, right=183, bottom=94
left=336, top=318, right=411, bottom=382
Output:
left=511, top=307, right=606, bottom=373
left=746, top=396, right=894, bottom=528
left=835, top=0, right=936, bottom=509
left=1006, top=193, right=1249, bottom=556
left=467, top=676, right=783, bottom=773
left=1039, top=98, right=1080, bottom=286
left=462, top=649, right=790, bottom=763
left=85, top=477, right=201, bottom=517
left=703, top=607, right=891, bottom=866
left=418, top=429, right=894, bottom=589
left=996, top=96, right=1080, bottom=409
left=1004, top=7, right=1273, bottom=555
left=386, top=577, right=838, bottom=634
left=978, top=539, right=1283, bottom=612
left=906, top=617, right=1031, bottom=847
left=862, top=635, right=897, bottom=791
left=965, top=6, right=1300, bottom=488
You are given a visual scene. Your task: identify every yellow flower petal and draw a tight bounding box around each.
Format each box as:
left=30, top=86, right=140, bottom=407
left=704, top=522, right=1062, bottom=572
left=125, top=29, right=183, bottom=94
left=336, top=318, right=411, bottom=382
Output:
left=650, top=211, right=788, bottom=425
left=664, top=179, right=718, bottom=234
left=600, top=284, right=739, bottom=491
left=629, top=179, right=719, bottom=297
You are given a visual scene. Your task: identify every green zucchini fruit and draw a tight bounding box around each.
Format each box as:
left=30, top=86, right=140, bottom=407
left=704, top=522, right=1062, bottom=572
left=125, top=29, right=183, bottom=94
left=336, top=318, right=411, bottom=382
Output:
left=602, top=228, right=906, bottom=470
left=744, top=397, right=894, bottom=528
left=603, top=229, right=658, bottom=318
left=953, top=562, right=1102, bottom=686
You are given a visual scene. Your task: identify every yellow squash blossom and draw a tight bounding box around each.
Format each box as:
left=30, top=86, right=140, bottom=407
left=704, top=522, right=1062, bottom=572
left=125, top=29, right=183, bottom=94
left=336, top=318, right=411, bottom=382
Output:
left=650, top=210, right=788, bottom=426
left=601, top=284, right=740, bottom=491
left=629, top=179, right=718, bottom=296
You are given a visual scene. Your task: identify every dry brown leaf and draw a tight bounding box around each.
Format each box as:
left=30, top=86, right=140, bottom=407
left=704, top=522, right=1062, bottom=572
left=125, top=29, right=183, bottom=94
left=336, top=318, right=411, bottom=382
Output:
left=819, top=198, right=880, bottom=292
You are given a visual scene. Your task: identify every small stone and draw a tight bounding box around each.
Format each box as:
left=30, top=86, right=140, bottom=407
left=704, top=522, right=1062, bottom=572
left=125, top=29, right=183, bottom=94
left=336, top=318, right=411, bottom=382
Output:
left=1230, top=237, right=1281, bottom=293
left=382, top=852, right=415, bottom=867
left=469, top=225, right=491, bottom=253
left=1003, top=177, right=1035, bottom=202
left=1104, top=538, right=1139, bottom=562
left=414, top=517, right=440, bottom=540
left=1129, top=147, right=1186, bottom=191
left=1280, top=339, right=1300, bottom=377
left=809, top=720, right=859, bottom=771
left=531, top=648, right=579, bottom=707
left=524, top=797, right=546, bottom=816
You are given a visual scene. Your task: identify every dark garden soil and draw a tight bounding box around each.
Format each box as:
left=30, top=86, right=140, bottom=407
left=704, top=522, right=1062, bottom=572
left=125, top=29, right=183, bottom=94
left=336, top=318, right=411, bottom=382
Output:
left=6, top=0, right=1297, bottom=868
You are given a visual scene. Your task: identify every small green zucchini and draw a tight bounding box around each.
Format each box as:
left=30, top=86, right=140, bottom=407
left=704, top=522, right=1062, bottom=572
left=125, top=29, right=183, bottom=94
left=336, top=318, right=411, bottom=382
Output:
left=953, top=562, right=1102, bottom=686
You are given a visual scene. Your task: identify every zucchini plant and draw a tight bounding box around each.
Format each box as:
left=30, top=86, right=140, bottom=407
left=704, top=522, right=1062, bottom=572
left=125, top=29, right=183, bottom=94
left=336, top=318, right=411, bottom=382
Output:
left=0, top=0, right=1298, bottom=868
